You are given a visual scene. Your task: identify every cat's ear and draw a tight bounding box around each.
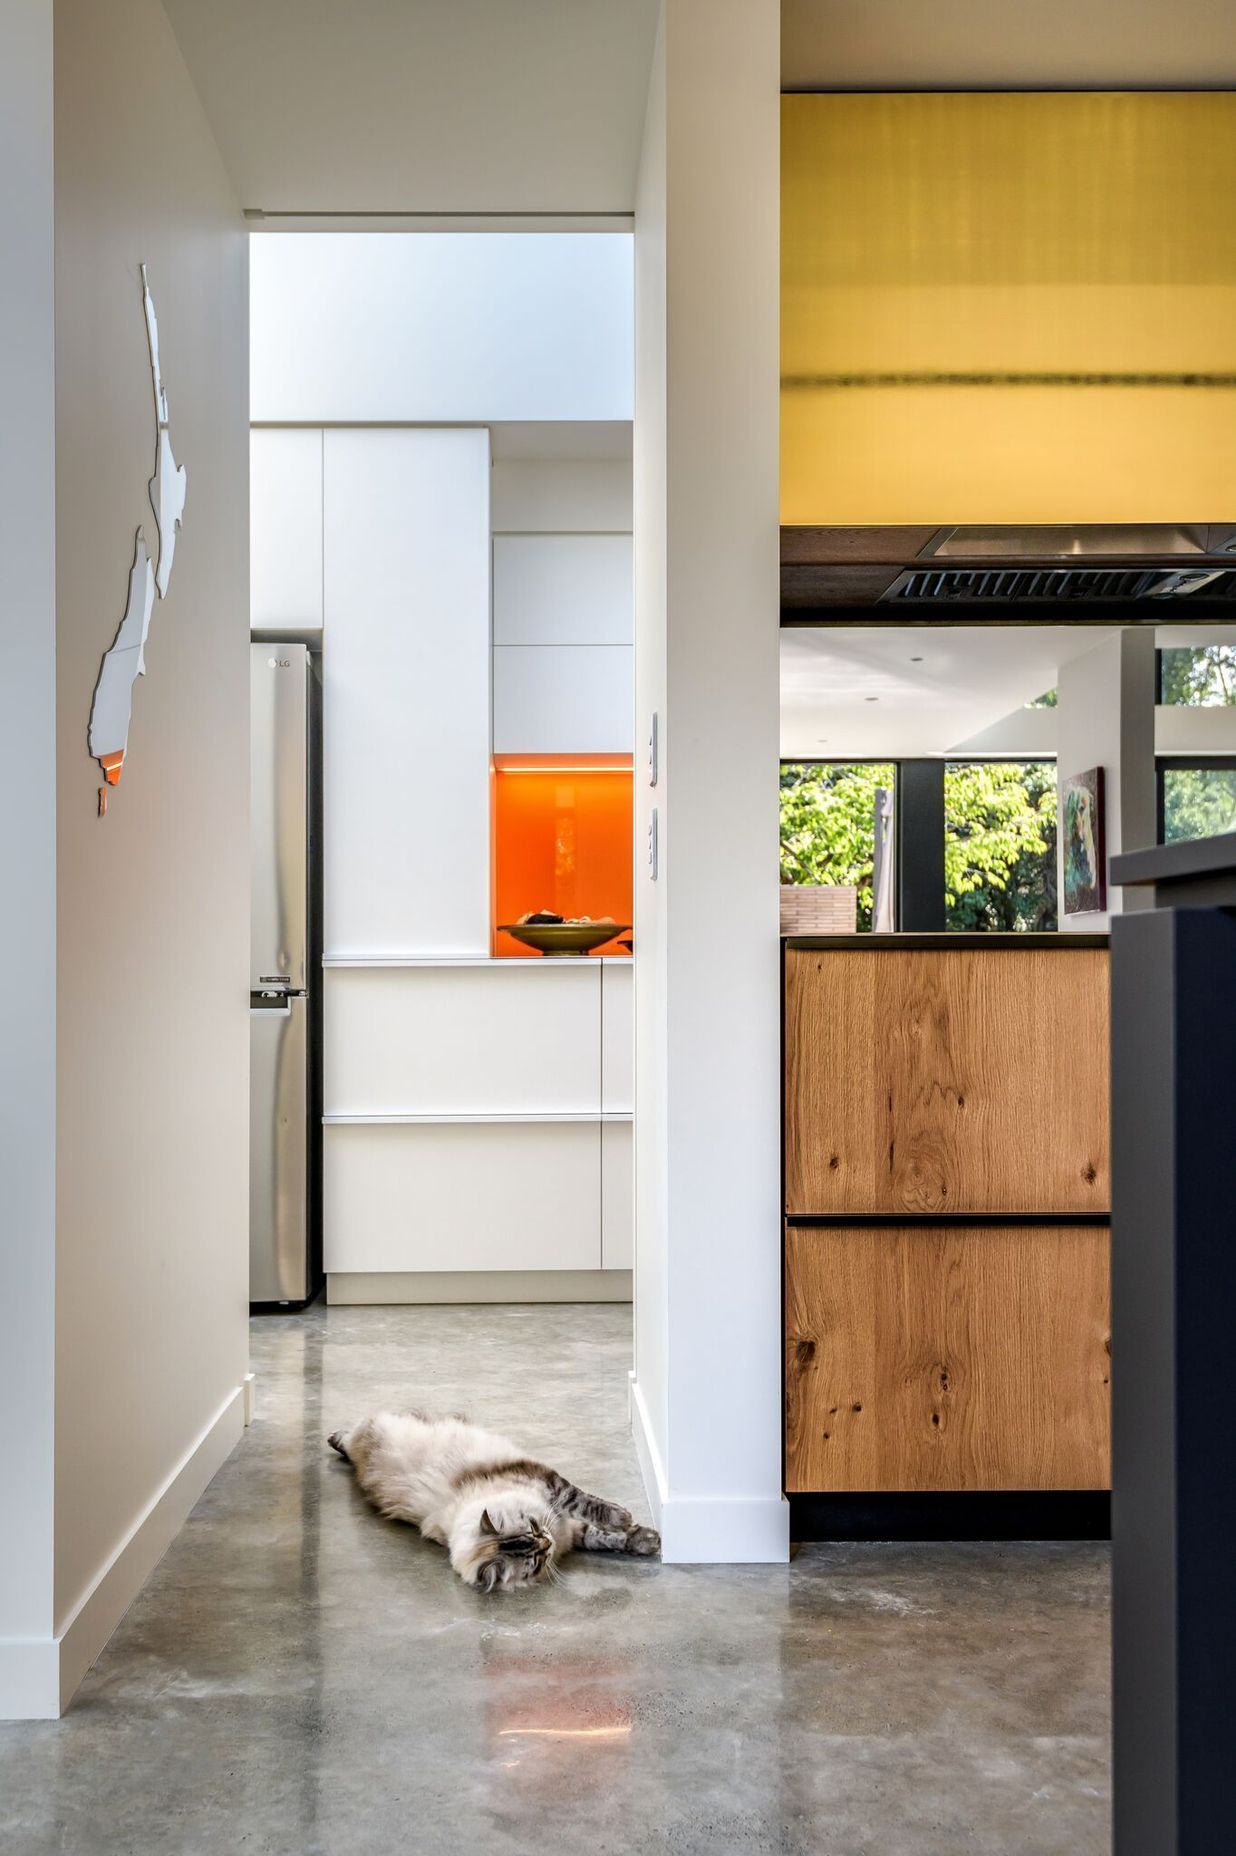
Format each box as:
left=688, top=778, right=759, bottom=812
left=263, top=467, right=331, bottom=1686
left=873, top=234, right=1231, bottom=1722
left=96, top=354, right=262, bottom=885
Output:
left=479, top=1508, right=498, bottom=1538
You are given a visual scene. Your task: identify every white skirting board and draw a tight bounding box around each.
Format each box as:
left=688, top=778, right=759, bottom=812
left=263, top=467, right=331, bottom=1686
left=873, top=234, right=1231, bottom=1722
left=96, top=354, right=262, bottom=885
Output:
left=0, top=1384, right=246, bottom=1720
left=327, top=1270, right=633, bottom=1305
left=629, top=1372, right=790, bottom=1566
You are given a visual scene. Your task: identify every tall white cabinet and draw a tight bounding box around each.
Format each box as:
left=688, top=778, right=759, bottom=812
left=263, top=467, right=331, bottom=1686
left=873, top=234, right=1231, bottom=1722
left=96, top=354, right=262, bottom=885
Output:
left=251, top=427, right=635, bottom=1303
left=323, top=429, right=491, bottom=958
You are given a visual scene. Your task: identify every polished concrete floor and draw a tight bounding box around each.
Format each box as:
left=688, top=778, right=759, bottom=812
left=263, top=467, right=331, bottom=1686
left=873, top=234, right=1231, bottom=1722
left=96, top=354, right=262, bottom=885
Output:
left=0, top=1304, right=1111, bottom=1855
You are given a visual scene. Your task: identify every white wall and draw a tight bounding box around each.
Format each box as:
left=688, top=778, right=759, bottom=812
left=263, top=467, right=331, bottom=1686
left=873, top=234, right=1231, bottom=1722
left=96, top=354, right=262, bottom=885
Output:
left=491, top=459, right=632, bottom=533
left=631, top=0, right=787, bottom=1562
left=10, top=0, right=250, bottom=1718
left=251, top=233, right=634, bottom=423
left=0, top=0, right=57, bottom=1719
left=1056, top=628, right=1157, bottom=931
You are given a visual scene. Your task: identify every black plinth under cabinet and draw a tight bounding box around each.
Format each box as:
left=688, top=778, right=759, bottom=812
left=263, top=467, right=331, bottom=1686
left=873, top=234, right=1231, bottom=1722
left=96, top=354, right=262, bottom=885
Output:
left=1109, top=838, right=1236, bottom=1856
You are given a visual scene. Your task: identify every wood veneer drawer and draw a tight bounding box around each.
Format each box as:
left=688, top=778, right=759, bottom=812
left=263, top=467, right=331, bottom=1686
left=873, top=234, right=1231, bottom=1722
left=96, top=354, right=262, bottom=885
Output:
left=784, top=946, right=1110, bottom=1216
left=784, top=1221, right=1111, bottom=1494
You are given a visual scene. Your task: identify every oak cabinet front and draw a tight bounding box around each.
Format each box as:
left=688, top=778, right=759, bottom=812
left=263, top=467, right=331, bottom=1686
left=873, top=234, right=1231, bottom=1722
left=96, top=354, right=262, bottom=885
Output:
left=785, top=1221, right=1111, bottom=1493
left=784, top=945, right=1110, bottom=1217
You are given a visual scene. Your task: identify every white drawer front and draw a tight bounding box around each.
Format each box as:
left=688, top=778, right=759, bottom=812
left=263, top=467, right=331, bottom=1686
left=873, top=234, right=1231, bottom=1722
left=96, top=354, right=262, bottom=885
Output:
left=601, top=1121, right=633, bottom=1271
left=601, top=960, right=633, bottom=1113
left=493, top=535, right=633, bottom=645
left=324, top=963, right=601, bottom=1116
left=324, top=1121, right=601, bottom=1273
left=493, top=645, right=633, bottom=754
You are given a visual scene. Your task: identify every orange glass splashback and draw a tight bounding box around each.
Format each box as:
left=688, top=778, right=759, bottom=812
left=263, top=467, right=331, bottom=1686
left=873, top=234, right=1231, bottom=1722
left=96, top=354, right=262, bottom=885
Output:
left=493, top=756, right=633, bottom=958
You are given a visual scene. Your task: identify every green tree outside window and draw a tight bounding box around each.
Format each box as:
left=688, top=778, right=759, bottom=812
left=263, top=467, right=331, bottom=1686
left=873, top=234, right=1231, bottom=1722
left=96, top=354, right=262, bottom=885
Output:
left=780, top=760, right=1057, bottom=932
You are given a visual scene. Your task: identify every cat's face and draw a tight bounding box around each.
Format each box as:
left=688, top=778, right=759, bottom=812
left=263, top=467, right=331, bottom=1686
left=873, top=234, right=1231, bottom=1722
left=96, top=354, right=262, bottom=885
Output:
left=467, top=1508, right=556, bottom=1592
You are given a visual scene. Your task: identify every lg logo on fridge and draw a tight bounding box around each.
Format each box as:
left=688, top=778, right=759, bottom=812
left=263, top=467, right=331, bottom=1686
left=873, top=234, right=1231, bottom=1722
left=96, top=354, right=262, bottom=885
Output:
left=268, top=656, right=292, bottom=669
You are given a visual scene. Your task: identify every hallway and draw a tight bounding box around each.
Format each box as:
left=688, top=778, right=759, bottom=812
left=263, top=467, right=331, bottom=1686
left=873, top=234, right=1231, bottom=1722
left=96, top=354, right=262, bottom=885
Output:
left=0, top=1304, right=1109, bottom=1854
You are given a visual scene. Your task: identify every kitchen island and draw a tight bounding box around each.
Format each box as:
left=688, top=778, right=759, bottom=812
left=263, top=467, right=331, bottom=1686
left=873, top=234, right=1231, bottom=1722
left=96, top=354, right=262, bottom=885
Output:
left=782, top=933, right=1111, bottom=1538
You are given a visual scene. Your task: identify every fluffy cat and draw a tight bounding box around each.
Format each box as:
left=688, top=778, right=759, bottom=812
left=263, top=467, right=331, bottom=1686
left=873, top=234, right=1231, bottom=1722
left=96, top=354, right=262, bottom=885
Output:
left=327, top=1410, right=661, bottom=1592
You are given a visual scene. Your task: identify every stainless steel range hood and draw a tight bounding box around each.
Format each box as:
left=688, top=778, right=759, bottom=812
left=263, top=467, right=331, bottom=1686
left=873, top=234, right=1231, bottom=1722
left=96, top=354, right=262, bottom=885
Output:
left=781, top=522, right=1236, bottom=619
left=923, top=525, right=1236, bottom=560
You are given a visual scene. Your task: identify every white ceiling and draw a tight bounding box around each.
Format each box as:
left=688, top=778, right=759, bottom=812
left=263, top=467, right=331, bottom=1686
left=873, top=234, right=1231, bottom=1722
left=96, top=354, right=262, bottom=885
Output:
left=162, top=0, right=661, bottom=216
left=782, top=0, right=1236, bottom=90
left=781, top=625, right=1109, bottom=760
left=782, top=622, right=1236, bottom=760
left=163, top=2, right=1236, bottom=221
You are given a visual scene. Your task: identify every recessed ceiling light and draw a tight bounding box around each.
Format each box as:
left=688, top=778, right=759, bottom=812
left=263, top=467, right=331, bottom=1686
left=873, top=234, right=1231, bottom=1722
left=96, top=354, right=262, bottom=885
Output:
left=910, top=655, right=924, bottom=662
left=865, top=696, right=879, bottom=702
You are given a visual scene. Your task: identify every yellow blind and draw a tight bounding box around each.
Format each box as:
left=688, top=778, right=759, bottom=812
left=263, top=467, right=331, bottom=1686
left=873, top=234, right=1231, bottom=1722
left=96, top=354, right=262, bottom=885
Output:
left=781, top=92, right=1236, bottom=525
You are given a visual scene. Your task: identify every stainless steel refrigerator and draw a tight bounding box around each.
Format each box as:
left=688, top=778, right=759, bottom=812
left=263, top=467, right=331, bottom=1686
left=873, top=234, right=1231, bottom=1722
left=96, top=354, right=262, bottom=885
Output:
left=250, top=641, right=323, bottom=1308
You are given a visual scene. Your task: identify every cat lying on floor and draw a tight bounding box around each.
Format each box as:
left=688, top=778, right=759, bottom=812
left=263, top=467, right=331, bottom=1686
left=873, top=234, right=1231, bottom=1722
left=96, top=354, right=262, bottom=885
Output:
left=328, top=1410, right=661, bottom=1591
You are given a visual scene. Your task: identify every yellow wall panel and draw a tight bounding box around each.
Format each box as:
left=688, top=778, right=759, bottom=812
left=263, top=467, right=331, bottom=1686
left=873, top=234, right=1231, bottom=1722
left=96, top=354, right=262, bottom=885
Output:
left=782, top=93, right=1236, bottom=524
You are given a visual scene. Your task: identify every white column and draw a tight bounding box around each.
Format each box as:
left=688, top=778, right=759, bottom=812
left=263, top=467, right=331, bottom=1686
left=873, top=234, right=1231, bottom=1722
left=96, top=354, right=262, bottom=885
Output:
left=631, top=0, right=787, bottom=1561
left=0, top=0, right=58, bottom=1718
left=1057, top=628, right=1158, bottom=931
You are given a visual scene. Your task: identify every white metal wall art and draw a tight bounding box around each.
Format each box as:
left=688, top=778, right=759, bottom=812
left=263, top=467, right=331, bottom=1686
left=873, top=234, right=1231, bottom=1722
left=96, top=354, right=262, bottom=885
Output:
left=89, top=264, right=188, bottom=804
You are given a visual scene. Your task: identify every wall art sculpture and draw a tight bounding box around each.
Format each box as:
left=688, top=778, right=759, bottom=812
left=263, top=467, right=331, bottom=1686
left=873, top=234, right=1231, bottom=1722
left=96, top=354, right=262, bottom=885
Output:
left=89, top=264, right=188, bottom=801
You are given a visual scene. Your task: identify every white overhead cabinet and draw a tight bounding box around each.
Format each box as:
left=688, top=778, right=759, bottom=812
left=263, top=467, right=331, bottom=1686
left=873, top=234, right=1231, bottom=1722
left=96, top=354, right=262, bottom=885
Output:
left=493, top=534, right=633, bottom=645
left=322, top=428, right=491, bottom=958
left=492, top=531, right=633, bottom=753
left=250, top=428, right=323, bottom=632
left=493, top=645, right=633, bottom=754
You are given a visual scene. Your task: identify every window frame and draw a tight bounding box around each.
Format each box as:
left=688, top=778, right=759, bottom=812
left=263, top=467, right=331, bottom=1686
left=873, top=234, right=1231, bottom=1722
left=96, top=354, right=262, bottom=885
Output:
left=1155, top=755, right=1236, bottom=846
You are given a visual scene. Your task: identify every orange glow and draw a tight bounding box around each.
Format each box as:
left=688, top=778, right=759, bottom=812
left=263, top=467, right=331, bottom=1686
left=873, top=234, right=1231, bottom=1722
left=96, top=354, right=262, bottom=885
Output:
left=493, top=762, right=633, bottom=959
left=497, top=1726, right=632, bottom=1740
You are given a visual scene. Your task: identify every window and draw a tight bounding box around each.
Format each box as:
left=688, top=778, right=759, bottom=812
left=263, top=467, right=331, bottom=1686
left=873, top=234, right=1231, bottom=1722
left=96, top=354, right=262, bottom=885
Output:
left=1159, top=759, right=1236, bottom=844
left=944, top=762, right=1057, bottom=932
left=780, top=762, right=895, bottom=930
left=1158, top=645, right=1236, bottom=707
left=780, top=760, right=1058, bottom=932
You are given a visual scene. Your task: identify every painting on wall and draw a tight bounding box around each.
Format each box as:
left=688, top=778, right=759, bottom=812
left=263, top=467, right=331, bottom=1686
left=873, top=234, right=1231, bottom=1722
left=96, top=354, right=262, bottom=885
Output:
left=1062, top=767, right=1106, bottom=916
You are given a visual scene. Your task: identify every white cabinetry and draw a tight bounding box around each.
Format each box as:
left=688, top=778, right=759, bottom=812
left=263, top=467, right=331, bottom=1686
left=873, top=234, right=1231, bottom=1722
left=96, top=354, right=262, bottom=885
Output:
left=249, top=428, right=639, bottom=1300
left=324, top=963, right=600, bottom=1117
left=491, top=529, right=633, bottom=754
left=601, top=1122, right=634, bottom=1270
left=325, top=1121, right=601, bottom=1273
left=321, top=959, right=633, bottom=1285
left=493, top=645, right=633, bottom=754
left=251, top=428, right=323, bottom=631
left=493, top=535, right=632, bottom=645
left=600, top=961, right=633, bottom=1268
left=601, top=960, right=633, bottom=1112
left=322, top=429, right=491, bottom=957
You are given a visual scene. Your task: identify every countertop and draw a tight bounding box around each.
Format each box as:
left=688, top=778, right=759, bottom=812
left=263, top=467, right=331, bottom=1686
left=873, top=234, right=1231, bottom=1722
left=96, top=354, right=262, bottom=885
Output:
left=783, top=932, right=1110, bottom=950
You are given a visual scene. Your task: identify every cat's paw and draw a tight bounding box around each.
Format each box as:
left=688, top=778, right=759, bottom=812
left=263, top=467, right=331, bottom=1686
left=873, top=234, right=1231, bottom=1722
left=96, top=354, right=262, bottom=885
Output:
left=624, top=1525, right=661, bottom=1557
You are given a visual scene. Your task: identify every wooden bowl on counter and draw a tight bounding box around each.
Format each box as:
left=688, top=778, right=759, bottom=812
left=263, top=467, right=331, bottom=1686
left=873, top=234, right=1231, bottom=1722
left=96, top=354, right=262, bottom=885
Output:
left=499, top=922, right=631, bottom=957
